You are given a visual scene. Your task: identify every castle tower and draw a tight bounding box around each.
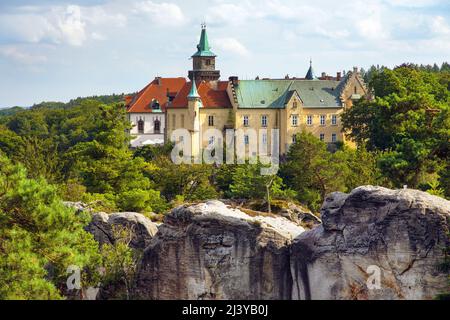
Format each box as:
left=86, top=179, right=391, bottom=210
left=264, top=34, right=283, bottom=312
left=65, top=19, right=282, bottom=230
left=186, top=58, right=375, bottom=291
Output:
left=187, top=80, right=202, bottom=159
left=188, top=24, right=220, bottom=81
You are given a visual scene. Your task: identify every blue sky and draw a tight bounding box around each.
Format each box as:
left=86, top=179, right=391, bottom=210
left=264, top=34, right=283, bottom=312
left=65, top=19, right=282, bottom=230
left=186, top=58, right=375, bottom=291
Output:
left=1, top=0, right=449, bottom=108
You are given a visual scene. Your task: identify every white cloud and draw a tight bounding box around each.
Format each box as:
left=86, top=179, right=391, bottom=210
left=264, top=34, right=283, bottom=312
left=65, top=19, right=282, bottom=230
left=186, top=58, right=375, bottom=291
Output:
left=134, top=1, right=187, bottom=27
left=91, top=32, right=107, bottom=41
left=213, top=38, right=250, bottom=57
left=431, top=16, right=450, bottom=35
left=0, top=5, right=86, bottom=46
left=206, top=3, right=254, bottom=26
left=385, top=0, right=443, bottom=7
left=0, top=46, right=47, bottom=64
left=58, top=5, right=86, bottom=46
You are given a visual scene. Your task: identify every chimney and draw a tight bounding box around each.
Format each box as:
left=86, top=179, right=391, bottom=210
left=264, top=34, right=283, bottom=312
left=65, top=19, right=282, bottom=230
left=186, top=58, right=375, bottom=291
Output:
left=321, top=72, right=326, bottom=78
left=353, top=66, right=358, bottom=73
left=229, top=76, right=239, bottom=86
left=155, top=76, right=162, bottom=85
left=336, top=72, right=341, bottom=81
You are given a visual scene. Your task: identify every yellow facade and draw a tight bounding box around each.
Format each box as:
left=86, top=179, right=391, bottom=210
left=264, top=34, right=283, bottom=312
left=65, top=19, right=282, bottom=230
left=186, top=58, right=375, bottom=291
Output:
left=166, top=69, right=369, bottom=156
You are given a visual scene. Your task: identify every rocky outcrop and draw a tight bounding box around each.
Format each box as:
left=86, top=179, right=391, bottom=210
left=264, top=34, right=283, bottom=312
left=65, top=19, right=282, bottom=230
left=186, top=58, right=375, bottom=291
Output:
left=291, top=186, right=450, bottom=300
left=76, top=186, right=449, bottom=300
left=135, top=200, right=304, bottom=300
left=84, top=210, right=158, bottom=250
left=279, top=203, right=321, bottom=227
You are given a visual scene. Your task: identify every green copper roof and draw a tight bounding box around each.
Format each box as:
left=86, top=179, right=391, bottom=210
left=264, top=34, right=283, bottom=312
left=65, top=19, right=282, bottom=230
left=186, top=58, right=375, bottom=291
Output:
left=192, top=26, right=216, bottom=57
left=235, top=79, right=345, bottom=108
left=187, top=81, right=200, bottom=99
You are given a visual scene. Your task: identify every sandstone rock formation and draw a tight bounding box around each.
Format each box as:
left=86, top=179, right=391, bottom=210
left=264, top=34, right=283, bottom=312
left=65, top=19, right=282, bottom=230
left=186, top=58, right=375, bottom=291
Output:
left=82, top=209, right=158, bottom=250
left=135, top=200, right=304, bottom=300
left=77, top=186, right=449, bottom=300
left=291, top=186, right=450, bottom=300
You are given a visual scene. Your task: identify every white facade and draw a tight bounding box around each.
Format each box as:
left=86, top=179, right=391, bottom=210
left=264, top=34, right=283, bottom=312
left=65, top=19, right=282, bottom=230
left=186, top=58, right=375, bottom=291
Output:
left=128, top=112, right=165, bottom=148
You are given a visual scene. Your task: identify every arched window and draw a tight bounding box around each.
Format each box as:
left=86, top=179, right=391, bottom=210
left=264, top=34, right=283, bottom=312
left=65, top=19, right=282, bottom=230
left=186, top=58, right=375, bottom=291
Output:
left=154, top=119, right=161, bottom=134
left=138, top=119, right=145, bottom=134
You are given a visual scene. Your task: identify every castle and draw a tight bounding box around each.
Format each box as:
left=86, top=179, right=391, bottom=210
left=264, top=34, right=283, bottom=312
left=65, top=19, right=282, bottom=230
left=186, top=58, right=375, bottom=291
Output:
left=126, top=25, right=369, bottom=154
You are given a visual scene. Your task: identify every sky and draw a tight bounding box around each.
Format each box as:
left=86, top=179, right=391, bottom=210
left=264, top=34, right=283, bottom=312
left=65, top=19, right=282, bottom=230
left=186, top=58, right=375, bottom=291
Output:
left=0, top=0, right=450, bottom=108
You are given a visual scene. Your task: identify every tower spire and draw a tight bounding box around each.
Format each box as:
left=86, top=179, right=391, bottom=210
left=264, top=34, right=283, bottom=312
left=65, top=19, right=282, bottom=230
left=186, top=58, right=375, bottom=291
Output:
left=192, top=24, right=215, bottom=57
left=188, top=25, right=220, bottom=81
left=305, top=58, right=316, bottom=80
left=188, top=80, right=200, bottom=99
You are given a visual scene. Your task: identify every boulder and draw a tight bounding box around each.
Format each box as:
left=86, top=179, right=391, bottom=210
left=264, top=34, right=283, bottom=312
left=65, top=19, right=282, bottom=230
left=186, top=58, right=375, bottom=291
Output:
left=290, top=186, right=450, bottom=300
left=83, top=210, right=158, bottom=250
left=135, top=200, right=304, bottom=300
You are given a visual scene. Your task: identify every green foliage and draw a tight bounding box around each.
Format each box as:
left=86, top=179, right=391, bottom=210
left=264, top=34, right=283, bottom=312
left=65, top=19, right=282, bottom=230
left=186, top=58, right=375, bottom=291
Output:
left=147, top=156, right=218, bottom=202
left=228, top=162, right=296, bottom=201
left=280, top=132, right=384, bottom=211
left=133, top=142, right=174, bottom=161
left=99, top=225, right=141, bottom=300
left=0, top=155, right=101, bottom=299
left=342, top=65, right=450, bottom=190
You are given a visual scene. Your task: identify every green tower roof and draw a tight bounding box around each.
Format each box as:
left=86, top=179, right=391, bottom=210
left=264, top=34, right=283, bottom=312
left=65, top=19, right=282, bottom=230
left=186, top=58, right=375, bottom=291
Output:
left=192, top=25, right=216, bottom=57
left=187, top=81, right=200, bottom=99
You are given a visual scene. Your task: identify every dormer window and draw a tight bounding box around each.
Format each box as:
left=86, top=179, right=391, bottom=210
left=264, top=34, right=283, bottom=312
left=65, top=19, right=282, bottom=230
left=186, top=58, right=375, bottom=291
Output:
left=152, top=100, right=160, bottom=110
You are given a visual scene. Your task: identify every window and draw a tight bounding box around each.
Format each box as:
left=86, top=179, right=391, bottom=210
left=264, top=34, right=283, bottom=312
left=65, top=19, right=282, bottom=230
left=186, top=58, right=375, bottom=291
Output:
left=262, top=133, right=267, bottom=145
left=181, top=115, right=185, bottom=127
left=206, top=59, right=211, bottom=66
left=261, top=115, right=267, bottom=127
left=292, top=114, right=298, bottom=126
left=307, top=115, right=313, bottom=126
left=138, top=119, right=145, bottom=134
left=320, top=115, right=326, bottom=126
left=244, top=135, right=249, bottom=145
left=208, top=115, right=214, bottom=126
left=332, top=133, right=337, bottom=142
left=152, top=100, right=160, bottom=110
left=332, top=114, right=337, bottom=125
left=292, top=135, right=297, bottom=143
left=293, top=101, right=298, bottom=108
left=208, top=136, right=215, bottom=145
left=320, top=133, right=325, bottom=141
left=243, top=115, right=249, bottom=127
left=354, top=86, right=357, bottom=94
left=154, top=119, right=161, bottom=134
left=172, top=114, right=176, bottom=127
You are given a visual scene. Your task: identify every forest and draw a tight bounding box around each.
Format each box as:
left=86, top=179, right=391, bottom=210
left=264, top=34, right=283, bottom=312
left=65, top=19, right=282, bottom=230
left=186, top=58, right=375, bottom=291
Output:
left=0, top=63, right=448, bottom=299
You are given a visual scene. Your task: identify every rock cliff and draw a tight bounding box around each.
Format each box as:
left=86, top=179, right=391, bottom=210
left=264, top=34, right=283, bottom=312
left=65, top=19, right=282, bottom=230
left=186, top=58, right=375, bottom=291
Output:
left=291, top=186, right=449, bottom=300
left=80, top=186, right=449, bottom=300
left=135, top=200, right=304, bottom=299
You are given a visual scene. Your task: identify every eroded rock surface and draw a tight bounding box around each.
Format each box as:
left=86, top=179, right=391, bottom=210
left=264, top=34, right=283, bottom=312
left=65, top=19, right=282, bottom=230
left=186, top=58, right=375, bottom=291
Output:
left=135, top=200, right=304, bottom=300
left=84, top=210, right=158, bottom=250
left=291, top=186, right=450, bottom=300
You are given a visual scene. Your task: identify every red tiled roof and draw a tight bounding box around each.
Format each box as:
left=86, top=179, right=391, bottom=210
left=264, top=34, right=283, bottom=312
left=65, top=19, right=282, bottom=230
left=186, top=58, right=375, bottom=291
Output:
left=127, top=77, right=187, bottom=113
left=170, top=81, right=232, bottom=108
